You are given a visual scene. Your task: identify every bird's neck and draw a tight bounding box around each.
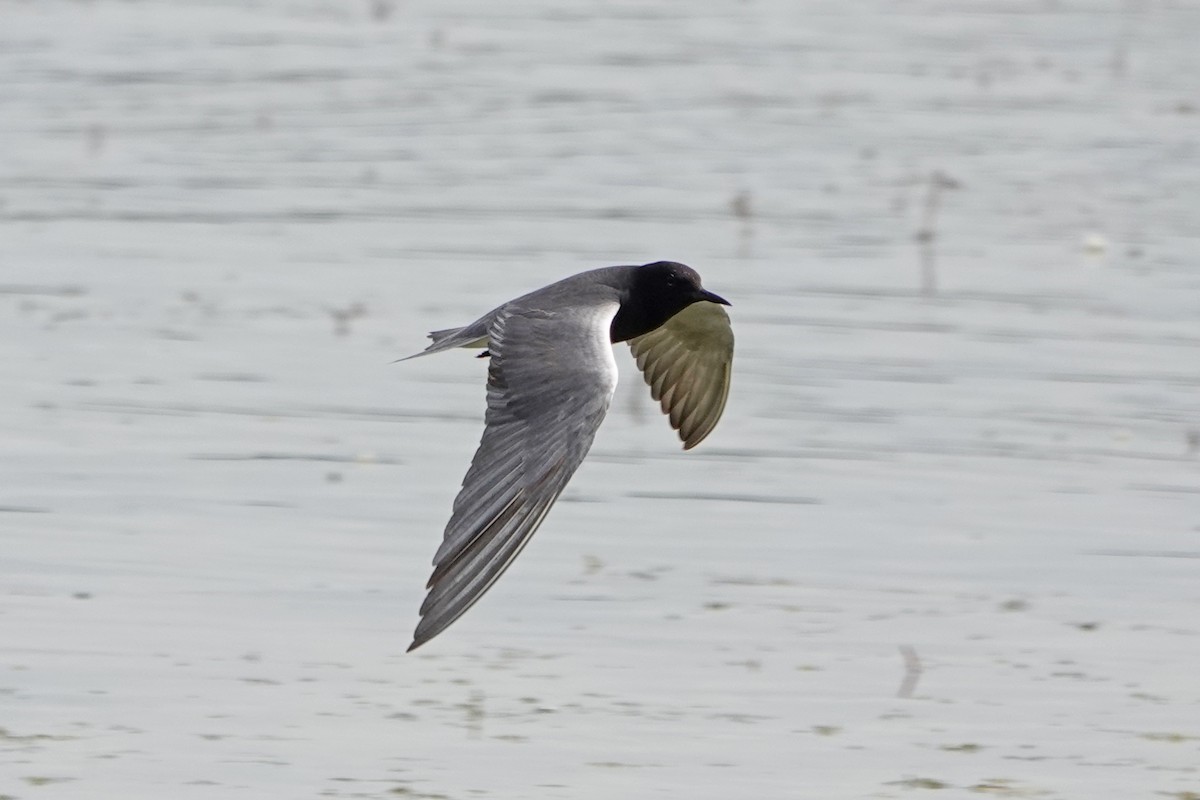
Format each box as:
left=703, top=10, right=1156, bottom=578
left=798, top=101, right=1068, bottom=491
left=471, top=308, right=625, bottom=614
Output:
left=610, top=296, right=677, bottom=343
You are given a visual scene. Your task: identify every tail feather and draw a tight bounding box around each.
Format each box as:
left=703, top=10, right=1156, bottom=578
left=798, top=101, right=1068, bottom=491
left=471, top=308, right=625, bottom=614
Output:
left=428, top=327, right=465, bottom=344
left=397, top=324, right=490, bottom=362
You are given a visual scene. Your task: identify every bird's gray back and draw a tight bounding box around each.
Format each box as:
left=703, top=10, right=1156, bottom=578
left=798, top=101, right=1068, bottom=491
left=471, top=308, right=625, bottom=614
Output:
left=409, top=266, right=636, bottom=359
left=503, top=265, right=635, bottom=311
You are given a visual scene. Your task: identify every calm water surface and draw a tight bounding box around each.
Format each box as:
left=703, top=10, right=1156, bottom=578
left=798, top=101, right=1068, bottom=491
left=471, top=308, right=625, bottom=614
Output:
left=2, top=1, right=1198, bottom=798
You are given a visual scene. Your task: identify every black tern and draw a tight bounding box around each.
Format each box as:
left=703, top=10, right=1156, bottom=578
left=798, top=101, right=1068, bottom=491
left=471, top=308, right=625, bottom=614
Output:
left=405, top=261, right=734, bottom=651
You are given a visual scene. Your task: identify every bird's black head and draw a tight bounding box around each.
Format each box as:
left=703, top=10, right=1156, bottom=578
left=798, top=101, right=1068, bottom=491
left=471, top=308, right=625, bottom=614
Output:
left=610, top=261, right=730, bottom=343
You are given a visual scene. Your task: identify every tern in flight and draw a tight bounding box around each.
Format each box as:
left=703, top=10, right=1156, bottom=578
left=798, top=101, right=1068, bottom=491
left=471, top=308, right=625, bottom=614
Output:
left=405, top=261, right=734, bottom=650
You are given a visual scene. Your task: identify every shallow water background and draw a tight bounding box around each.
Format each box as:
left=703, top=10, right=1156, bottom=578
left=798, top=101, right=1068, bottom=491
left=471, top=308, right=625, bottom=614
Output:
left=3, top=1, right=1199, bottom=797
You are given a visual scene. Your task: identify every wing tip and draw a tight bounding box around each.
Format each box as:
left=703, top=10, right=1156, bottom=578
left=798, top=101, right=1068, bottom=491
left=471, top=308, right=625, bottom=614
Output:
left=408, top=617, right=441, bottom=652
left=679, top=415, right=721, bottom=450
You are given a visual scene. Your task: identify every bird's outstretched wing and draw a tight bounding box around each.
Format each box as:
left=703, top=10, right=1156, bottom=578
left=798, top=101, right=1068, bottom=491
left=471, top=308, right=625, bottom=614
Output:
left=409, top=302, right=620, bottom=651
left=628, top=301, right=734, bottom=450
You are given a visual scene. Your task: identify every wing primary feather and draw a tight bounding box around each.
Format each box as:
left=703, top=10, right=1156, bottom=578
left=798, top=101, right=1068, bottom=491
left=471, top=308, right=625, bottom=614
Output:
left=426, top=490, right=526, bottom=591
left=628, top=301, right=733, bottom=449
left=411, top=461, right=570, bottom=650
left=409, top=299, right=620, bottom=651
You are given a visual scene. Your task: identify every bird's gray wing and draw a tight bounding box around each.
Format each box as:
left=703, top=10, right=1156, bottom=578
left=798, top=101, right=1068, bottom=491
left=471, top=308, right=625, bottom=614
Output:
left=410, top=301, right=620, bottom=650
left=628, top=301, right=734, bottom=450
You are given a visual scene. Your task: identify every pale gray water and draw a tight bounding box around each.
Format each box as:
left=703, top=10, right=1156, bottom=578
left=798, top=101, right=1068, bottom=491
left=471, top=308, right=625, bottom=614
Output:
left=2, top=1, right=1199, bottom=798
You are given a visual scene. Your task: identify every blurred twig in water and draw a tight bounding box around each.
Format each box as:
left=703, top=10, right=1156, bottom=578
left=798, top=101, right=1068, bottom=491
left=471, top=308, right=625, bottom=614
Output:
left=731, top=189, right=753, bottom=259
left=915, top=171, right=960, bottom=298
left=328, top=302, right=367, bottom=336
left=731, top=189, right=752, bottom=222
left=370, top=0, right=400, bottom=22
left=1111, top=0, right=1146, bottom=80
left=897, top=644, right=923, bottom=698
left=462, top=689, right=485, bottom=738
